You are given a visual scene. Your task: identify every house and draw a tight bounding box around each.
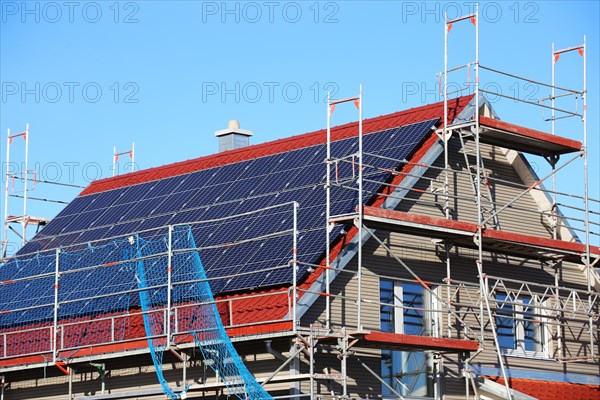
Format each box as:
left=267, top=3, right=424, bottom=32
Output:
left=0, top=94, right=598, bottom=400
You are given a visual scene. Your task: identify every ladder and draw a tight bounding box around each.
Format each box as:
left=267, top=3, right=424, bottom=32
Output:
left=458, top=129, right=501, bottom=229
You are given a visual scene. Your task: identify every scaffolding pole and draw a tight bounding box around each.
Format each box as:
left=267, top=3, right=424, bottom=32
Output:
left=357, top=84, right=363, bottom=331
left=443, top=9, right=453, bottom=345
left=2, top=129, right=11, bottom=258
left=444, top=5, right=512, bottom=399
left=113, top=143, right=135, bottom=177
left=166, top=225, right=173, bottom=347
left=551, top=42, right=558, bottom=244
left=293, top=201, right=298, bottom=333
left=23, top=124, right=29, bottom=248
left=552, top=36, right=591, bottom=358
left=52, top=248, right=60, bottom=363
left=326, top=92, right=332, bottom=330
left=326, top=87, right=363, bottom=330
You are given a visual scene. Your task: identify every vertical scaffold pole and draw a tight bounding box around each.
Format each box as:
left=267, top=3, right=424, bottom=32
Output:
left=582, top=35, right=592, bottom=359
left=551, top=42, right=558, bottom=241
left=553, top=37, right=591, bottom=357
left=357, top=84, right=363, bottom=331
left=474, top=4, right=481, bottom=237
left=476, top=5, right=510, bottom=399
left=293, top=201, right=298, bottom=333
left=2, top=129, right=10, bottom=259
left=445, top=8, right=490, bottom=397
left=309, top=327, right=315, bottom=400
left=326, top=92, right=332, bottom=330
left=443, top=11, right=449, bottom=221
left=53, top=248, right=60, bottom=363
left=113, top=146, right=117, bottom=177
left=474, top=8, right=482, bottom=394
left=340, top=328, right=348, bottom=397
left=478, top=7, right=509, bottom=393
left=22, top=124, right=29, bottom=247
left=327, top=89, right=363, bottom=331
left=131, top=142, right=135, bottom=173
left=166, top=225, right=173, bottom=347
left=443, top=10, right=453, bottom=341
left=554, top=265, right=563, bottom=360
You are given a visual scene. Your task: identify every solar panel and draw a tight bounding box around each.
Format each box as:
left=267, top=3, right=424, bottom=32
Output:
left=13, top=240, right=45, bottom=257
left=4, top=118, right=438, bottom=327
left=110, top=184, right=151, bottom=206
left=106, top=220, right=144, bottom=238
left=121, top=196, right=168, bottom=221
left=218, top=176, right=268, bottom=202
left=171, top=207, right=209, bottom=225
left=232, top=195, right=275, bottom=215
left=151, top=189, right=197, bottom=215
left=149, top=177, right=181, bottom=197
left=35, top=216, right=70, bottom=236
left=185, top=183, right=231, bottom=209
left=56, top=195, right=97, bottom=217
left=171, top=171, right=200, bottom=192
left=239, top=152, right=292, bottom=179
left=60, top=210, right=102, bottom=232
left=138, top=214, right=175, bottom=231
left=78, top=227, right=111, bottom=243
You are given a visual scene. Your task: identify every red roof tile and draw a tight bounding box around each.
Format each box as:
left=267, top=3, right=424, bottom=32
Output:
left=489, top=377, right=600, bottom=400
left=81, top=96, right=473, bottom=196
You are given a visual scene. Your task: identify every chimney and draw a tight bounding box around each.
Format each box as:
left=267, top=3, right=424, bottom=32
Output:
left=214, top=120, right=253, bottom=152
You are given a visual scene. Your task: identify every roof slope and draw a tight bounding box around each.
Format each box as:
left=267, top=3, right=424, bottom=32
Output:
left=3, top=96, right=473, bottom=329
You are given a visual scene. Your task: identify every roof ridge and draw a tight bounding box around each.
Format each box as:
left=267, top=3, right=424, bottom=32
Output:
left=81, top=95, right=473, bottom=196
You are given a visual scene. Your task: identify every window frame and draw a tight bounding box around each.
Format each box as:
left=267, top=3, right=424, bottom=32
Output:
left=380, top=279, right=436, bottom=398
left=495, top=293, right=550, bottom=359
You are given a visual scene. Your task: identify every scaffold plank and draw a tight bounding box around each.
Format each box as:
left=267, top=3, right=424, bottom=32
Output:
left=478, top=116, right=582, bottom=156
left=363, top=207, right=599, bottom=263
left=360, top=331, right=479, bottom=352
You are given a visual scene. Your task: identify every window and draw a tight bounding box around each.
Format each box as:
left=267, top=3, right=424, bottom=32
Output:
left=380, top=280, right=434, bottom=398
left=496, top=293, right=547, bottom=357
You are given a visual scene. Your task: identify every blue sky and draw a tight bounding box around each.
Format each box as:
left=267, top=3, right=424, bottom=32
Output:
left=1, top=1, right=599, bottom=250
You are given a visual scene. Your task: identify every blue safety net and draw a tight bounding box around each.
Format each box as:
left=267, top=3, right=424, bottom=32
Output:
left=135, top=226, right=273, bottom=399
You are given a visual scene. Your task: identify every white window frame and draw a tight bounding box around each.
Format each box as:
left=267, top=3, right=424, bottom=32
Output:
left=381, top=280, right=435, bottom=399
left=497, top=294, right=550, bottom=359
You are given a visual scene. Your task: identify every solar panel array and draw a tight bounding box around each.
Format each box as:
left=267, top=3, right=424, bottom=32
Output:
left=3, top=119, right=437, bottom=326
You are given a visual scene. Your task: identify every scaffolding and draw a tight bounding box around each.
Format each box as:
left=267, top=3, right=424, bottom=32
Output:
left=0, top=111, right=597, bottom=400
left=2, top=125, right=85, bottom=260
left=113, top=143, right=135, bottom=176
left=326, top=87, right=363, bottom=330
left=0, top=202, right=304, bottom=397
left=317, top=5, right=597, bottom=400
left=3, top=125, right=49, bottom=259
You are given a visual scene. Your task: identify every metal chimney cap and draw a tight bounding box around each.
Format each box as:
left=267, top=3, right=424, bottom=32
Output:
left=214, top=120, right=253, bottom=137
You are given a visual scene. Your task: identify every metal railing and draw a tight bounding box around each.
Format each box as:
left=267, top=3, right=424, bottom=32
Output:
left=0, top=202, right=299, bottom=366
